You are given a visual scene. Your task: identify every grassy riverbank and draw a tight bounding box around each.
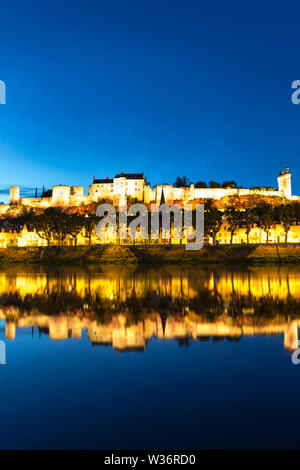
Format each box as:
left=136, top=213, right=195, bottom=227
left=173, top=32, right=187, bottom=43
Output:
left=0, top=244, right=300, bottom=264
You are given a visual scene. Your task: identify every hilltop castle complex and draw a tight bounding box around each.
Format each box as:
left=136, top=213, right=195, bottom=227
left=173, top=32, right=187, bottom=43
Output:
left=4, top=167, right=299, bottom=211
left=1, top=167, right=300, bottom=248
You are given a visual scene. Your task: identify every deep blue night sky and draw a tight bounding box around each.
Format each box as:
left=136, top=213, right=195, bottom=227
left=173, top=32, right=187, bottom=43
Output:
left=0, top=0, right=300, bottom=202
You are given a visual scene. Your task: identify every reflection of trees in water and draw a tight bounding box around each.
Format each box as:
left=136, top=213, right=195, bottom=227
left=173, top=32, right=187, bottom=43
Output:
left=189, top=289, right=225, bottom=319
left=177, top=337, right=193, bottom=347
left=225, top=292, right=300, bottom=320
left=0, top=283, right=299, bottom=323
left=254, top=295, right=300, bottom=316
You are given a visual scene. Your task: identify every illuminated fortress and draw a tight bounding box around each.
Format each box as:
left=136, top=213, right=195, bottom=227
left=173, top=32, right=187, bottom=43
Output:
left=6, top=167, right=298, bottom=209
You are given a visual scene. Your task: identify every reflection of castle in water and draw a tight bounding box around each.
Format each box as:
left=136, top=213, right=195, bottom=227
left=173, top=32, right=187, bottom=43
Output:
left=2, top=313, right=299, bottom=352
left=0, top=266, right=299, bottom=351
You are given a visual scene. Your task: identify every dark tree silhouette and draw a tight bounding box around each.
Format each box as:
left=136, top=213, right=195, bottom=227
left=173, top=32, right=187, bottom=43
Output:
left=225, top=207, right=241, bottom=244
left=195, top=181, right=207, bottom=188
left=174, top=176, right=191, bottom=188
left=209, top=181, right=221, bottom=188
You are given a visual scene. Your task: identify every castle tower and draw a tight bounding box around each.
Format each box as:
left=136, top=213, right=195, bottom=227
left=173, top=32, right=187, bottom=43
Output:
left=52, top=185, right=71, bottom=205
left=277, top=168, right=292, bottom=199
left=10, top=186, right=20, bottom=203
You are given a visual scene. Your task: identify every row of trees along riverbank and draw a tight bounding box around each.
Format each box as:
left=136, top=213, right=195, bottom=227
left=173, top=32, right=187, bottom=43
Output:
left=2, top=200, right=300, bottom=246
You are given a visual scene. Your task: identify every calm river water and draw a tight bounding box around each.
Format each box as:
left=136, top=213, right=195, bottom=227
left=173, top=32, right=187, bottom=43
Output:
left=0, top=264, right=299, bottom=449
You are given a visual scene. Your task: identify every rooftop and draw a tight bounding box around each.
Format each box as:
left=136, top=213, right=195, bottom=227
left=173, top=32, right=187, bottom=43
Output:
left=114, top=172, right=144, bottom=180
left=93, top=172, right=144, bottom=184
left=93, top=177, right=113, bottom=184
